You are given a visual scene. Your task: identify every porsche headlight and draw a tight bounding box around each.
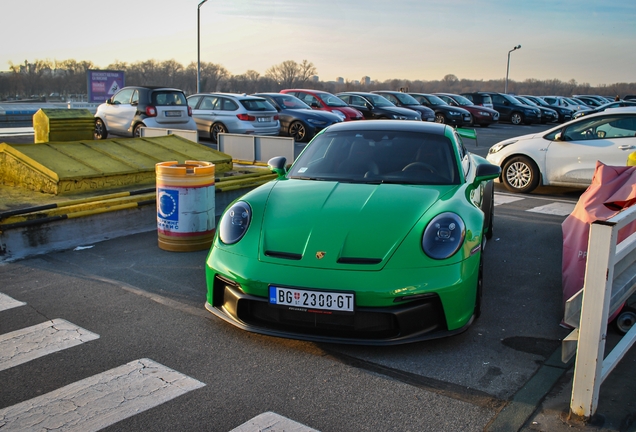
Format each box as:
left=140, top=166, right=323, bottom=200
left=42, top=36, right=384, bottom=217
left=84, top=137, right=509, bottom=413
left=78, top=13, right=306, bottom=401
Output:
left=219, top=201, right=251, bottom=244
left=422, top=212, right=465, bottom=260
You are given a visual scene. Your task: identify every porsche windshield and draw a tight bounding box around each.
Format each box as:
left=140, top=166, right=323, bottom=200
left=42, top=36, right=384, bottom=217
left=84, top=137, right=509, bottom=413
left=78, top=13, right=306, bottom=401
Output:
left=288, top=130, right=459, bottom=185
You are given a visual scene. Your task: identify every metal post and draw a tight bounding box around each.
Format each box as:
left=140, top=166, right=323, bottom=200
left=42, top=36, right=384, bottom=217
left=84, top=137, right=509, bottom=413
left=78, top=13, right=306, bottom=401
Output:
left=197, top=0, right=208, bottom=94
left=505, top=45, right=521, bottom=94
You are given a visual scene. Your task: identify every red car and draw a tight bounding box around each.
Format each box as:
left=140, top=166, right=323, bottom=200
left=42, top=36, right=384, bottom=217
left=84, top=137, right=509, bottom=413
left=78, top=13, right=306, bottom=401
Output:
left=281, top=89, right=364, bottom=121
left=434, top=93, right=500, bottom=127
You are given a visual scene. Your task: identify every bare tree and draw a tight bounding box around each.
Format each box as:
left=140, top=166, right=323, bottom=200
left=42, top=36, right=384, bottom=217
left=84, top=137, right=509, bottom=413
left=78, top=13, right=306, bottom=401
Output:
left=265, top=60, right=317, bottom=89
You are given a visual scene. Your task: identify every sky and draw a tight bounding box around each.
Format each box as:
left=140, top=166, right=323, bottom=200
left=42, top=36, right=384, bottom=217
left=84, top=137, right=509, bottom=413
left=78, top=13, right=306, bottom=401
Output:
left=1, top=0, right=635, bottom=86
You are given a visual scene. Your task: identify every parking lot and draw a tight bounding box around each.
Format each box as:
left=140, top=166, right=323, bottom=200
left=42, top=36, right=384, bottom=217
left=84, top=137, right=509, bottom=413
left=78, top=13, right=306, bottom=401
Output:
left=1, top=123, right=635, bottom=431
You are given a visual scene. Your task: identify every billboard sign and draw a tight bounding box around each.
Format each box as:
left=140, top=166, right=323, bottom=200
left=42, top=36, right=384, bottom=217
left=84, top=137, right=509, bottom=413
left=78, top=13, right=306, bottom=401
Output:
left=87, top=70, right=125, bottom=103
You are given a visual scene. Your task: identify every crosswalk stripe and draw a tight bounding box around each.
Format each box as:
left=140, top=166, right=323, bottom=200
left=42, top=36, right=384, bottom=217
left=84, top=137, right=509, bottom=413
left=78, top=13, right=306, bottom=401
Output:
left=494, top=194, right=525, bottom=206
left=0, top=293, right=26, bottom=312
left=0, top=319, right=99, bottom=372
left=0, top=358, right=205, bottom=432
left=526, top=202, right=576, bottom=216
left=231, top=411, right=319, bottom=432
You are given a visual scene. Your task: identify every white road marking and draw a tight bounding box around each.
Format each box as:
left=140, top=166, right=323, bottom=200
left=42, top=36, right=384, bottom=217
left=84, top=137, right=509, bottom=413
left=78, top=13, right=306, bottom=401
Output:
left=526, top=202, right=575, bottom=216
left=0, top=358, right=205, bottom=432
left=494, top=194, right=525, bottom=206
left=231, top=411, right=319, bottom=432
left=0, top=293, right=26, bottom=312
left=0, top=319, right=99, bottom=372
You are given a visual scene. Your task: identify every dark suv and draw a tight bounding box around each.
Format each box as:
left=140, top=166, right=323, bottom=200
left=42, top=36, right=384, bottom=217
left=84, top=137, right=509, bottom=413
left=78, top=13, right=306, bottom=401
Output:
left=94, top=86, right=197, bottom=139
left=460, top=92, right=495, bottom=109
left=478, top=92, right=541, bottom=125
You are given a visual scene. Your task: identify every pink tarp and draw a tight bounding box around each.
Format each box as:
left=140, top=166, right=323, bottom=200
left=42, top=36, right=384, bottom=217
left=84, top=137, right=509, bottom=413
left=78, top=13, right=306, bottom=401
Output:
left=562, top=162, right=636, bottom=324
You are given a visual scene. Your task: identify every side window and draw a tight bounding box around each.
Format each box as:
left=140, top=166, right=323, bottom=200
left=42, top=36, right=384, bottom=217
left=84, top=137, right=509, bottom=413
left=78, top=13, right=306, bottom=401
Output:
left=188, top=95, right=202, bottom=108
left=463, top=94, right=473, bottom=103
left=112, top=88, right=134, bottom=105
left=211, top=97, right=222, bottom=110
left=131, top=90, right=139, bottom=105
left=383, top=94, right=398, bottom=104
left=199, top=96, right=215, bottom=110
left=453, top=132, right=470, bottom=176
left=492, top=95, right=504, bottom=105
left=222, top=99, right=239, bottom=111
left=596, top=115, right=636, bottom=139
left=339, top=95, right=350, bottom=104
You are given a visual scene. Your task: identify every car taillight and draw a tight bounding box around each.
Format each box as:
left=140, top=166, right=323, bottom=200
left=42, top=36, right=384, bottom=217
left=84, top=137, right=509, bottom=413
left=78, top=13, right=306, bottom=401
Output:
left=145, top=106, right=157, bottom=117
left=187, top=106, right=192, bottom=116
left=237, top=113, right=256, bottom=121
left=274, top=115, right=279, bottom=121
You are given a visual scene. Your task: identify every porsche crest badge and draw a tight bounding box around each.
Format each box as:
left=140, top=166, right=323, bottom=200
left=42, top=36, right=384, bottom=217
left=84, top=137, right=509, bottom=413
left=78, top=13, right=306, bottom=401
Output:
left=316, top=251, right=326, bottom=260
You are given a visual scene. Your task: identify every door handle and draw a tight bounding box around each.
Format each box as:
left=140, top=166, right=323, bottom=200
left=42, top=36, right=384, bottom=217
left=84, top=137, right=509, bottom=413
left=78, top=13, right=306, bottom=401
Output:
left=618, top=145, right=635, bottom=150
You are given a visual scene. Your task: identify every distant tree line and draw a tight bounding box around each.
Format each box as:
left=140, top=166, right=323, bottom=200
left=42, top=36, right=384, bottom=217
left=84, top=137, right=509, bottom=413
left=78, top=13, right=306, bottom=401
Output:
left=1, top=59, right=635, bottom=101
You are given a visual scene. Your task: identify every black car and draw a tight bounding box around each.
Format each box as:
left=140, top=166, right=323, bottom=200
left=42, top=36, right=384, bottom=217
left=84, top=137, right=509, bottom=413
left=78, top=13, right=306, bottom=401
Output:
left=336, top=92, right=421, bottom=121
left=478, top=92, right=541, bottom=125
left=520, top=95, right=574, bottom=123
left=371, top=90, right=435, bottom=122
left=408, top=93, right=472, bottom=126
left=572, top=100, right=636, bottom=119
left=433, top=93, right=500, bottom=127
left=513, top=95, right=559, bottom=124
left=254, top=93, right=342, bottom=142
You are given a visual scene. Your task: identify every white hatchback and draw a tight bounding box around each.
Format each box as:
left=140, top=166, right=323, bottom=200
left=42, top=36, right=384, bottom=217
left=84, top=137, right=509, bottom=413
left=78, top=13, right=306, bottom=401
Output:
left=486, top=108, right=636, bottom=193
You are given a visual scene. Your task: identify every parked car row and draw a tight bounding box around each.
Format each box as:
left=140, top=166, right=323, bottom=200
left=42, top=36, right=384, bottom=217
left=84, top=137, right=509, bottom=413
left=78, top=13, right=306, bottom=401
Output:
left=93, top=85, right=628, bottom=143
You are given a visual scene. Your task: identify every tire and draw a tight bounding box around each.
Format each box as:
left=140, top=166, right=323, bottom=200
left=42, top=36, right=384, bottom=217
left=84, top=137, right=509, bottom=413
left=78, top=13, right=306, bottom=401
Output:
left=211, top=123, right=227, bottom=144
left=614, top=306, right=636, bottom=335
left=510, top=112, right=524, bottom=125
left=502, top=156, right=540, bottom=193
left=482, top=180, right=495, bottom=240
left=133, top=123, right=145, bottom=138
left=288, top=121, right=307, bottom=142
left=434, top=113, right=446, bottom=124
left=94, top=118, right=108, bottom=140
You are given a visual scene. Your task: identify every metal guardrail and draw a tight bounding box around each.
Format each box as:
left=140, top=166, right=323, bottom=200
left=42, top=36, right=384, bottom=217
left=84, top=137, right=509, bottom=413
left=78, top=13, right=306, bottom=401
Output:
left=562, top=204, right=636, bottom=418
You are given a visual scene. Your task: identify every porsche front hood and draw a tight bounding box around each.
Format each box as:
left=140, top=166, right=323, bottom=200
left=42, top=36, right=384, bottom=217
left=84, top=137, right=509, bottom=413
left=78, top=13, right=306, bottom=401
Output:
left=258, top=180, right=451, bottom=269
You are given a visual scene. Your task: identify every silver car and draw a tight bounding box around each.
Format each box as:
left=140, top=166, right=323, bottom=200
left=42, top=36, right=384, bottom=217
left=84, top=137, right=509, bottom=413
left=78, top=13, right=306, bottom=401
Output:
left=94, top=86, right=197, bottom=139
left=187, top=93, right=280, bottom=143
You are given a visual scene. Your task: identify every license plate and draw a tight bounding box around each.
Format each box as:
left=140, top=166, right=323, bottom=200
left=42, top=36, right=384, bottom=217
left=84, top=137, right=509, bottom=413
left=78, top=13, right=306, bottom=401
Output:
left=165, top=110, right=182, bottom=117
left=269, top=286, right=354, bottom=312
left=257, top=116, right=271, bottom=122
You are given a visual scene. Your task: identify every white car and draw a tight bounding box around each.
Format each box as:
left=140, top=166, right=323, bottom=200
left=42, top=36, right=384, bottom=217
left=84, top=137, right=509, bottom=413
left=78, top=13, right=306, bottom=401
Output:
left=94, top=86, right=198, bottom=139
left=486, top=108, right=636, bottom=193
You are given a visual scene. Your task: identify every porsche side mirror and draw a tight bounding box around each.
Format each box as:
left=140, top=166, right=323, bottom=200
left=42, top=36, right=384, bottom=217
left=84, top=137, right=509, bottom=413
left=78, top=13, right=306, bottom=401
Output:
left=268, top=156, right=287, bottom=179
left=474, top=163, right=501, bottom=183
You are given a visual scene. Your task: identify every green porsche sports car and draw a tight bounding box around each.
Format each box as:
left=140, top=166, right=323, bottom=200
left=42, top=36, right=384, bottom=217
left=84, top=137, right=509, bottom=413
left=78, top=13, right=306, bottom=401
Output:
left=205, top=120, right=501, bottom=345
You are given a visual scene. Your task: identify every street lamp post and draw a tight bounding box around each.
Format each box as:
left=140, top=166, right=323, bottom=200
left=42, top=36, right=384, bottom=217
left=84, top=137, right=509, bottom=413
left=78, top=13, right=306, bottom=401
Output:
left=197, top=0, right=208, bottom=93
left=505, top=44, right=521, bottom=94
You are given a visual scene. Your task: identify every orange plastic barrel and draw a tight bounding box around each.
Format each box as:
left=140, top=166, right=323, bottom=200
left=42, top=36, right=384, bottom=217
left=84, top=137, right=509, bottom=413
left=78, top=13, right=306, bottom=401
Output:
left=156, top=160, right=216, bottom=252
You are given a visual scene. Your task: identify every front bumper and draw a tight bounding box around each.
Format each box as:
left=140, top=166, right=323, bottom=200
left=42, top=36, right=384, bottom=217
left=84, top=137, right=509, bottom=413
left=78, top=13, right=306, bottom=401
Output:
left=205, top=247, right=480, bottom=345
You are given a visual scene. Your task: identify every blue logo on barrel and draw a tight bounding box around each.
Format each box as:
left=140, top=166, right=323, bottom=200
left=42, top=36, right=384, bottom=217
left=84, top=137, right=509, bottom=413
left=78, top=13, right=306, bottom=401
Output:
left=157, top=189, right=179, bottom=221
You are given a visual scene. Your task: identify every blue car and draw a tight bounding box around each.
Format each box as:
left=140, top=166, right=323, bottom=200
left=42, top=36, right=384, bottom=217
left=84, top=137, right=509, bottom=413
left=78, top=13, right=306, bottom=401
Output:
left=254, top=93, right=343, bottom=142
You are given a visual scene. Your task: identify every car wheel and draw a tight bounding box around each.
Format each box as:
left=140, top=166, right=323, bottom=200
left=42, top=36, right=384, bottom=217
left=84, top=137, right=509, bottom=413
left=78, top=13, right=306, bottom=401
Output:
left=510, top=112, right=524, bottom=125
left=502, top=156, right=540, bottom=193
left=614, top=306, right=636, bottom=335
left=482, top=180, right=495, bottom=240
left=211, top=123, right=227, bottom=144
left=94, top=118, right=108, bottom=140
left=434, top=113, right=445, bottom=124
left=474, top=256, right=483, bottom=320
left=133, top=123, right=145, bottom=137
left=289, top=121, right=307, bottom=142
